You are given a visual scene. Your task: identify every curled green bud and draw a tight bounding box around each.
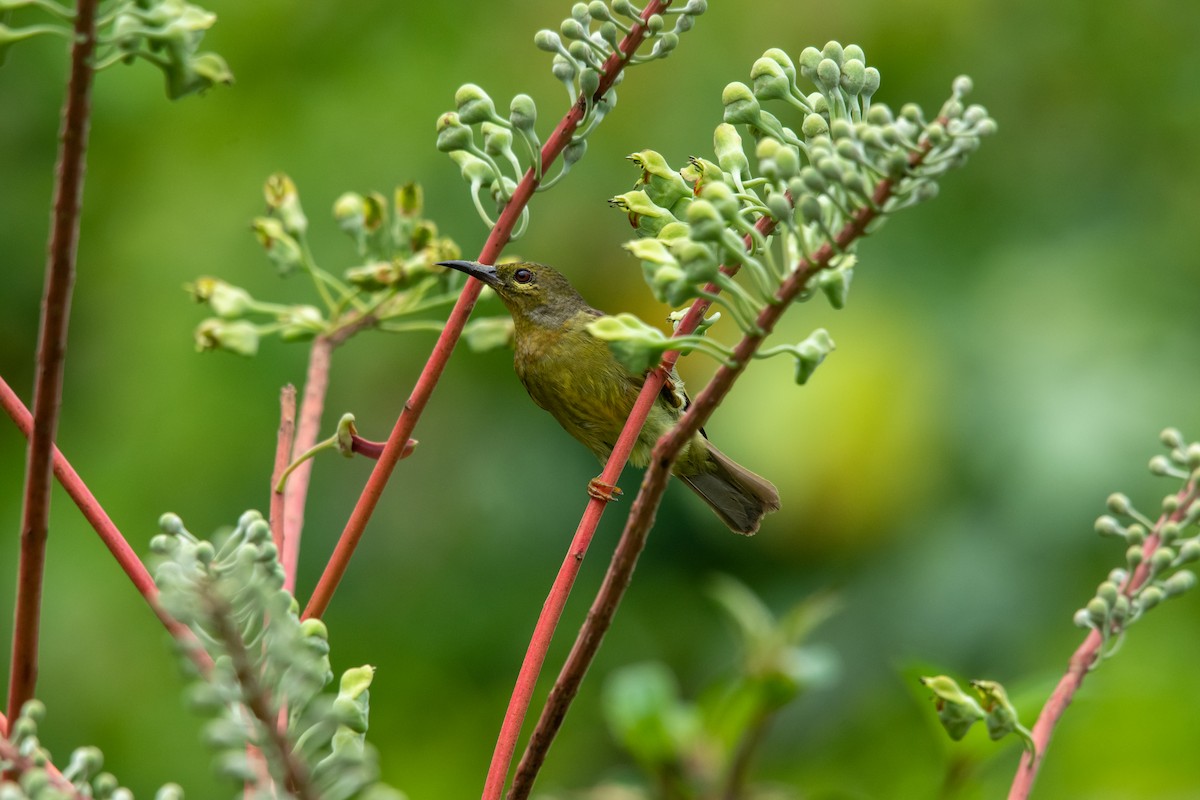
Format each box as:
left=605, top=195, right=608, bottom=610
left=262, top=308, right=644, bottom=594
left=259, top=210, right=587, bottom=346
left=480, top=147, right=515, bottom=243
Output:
left=815, top=58, right=841, bottom=92
left=713, top=122, right=749, bottom=178
left=534, top=29, right=563, bottom=52
left=920, top=675, right=985, bottom=741
left=195, top=319, right=259, bottom=357
left=1176, top=539, right=1200, bottom=564
left=1107, top=492, right=1133, bottom=515
left=722, top=81, right=762, bottom=127
left=188, top=277, right=253, bottom=318
left=821, top=40, right=844, bottom=66
left=510, top=93, right=538, bottom=132
left=435, top=111, right=473, bottom=153
left=802, top=113, right=829, bottom=138
left=251, top=217, right=304, bottom=274
left=793, top=328, right=835, bottom=384
left=1162, top=569, right=1197, bottom=597
left=750, top=56, right=790, bottom=101
left=1161, top=427, right=1186, bottom=449
left=1138, top=585, right=1165, bottom=611
left=264, top=172, right=307, bottom=237
left=455, top=83, right=498, bottom=125
left=1096, top=580, right=1119, bottom=607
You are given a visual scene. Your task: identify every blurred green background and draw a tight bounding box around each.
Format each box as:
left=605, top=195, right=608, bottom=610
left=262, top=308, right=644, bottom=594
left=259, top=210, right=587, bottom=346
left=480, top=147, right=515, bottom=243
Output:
left=3, top=1, right=1200, bottom=797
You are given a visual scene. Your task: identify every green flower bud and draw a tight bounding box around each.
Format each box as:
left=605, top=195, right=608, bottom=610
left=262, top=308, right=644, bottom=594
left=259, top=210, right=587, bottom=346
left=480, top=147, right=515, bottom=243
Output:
left=155, top=784, right=185, bottom=800
left=867, top=104, right=894, bottom=125
left=840, top=59, right=866, bottom=95
left=1176, top=539, right=1200, bottom=564
left=1162, top=569, right=1197, bottom=597
left=1138, top=584, right=1165, bottom=611
left=195, top=319, right=259, bottom=357
left=609, top=189, right=672, bottom=235
left=797, top=45, right=822, bottom=76
left=1125, top=523, right=1146, bottom=544
left=751, top=56, right=790, bottom=101
left=264, top=172, right=307, bottom=237
left=1148, top=455, right=1177, bottom=476
left=793, top=328, right=834, bottom=384
left=482, top=121, right=513, bottom=157
left=772, top=145, right=800, bottom=180
left=843, top=44, right=865, bottom=63
left=675, top=240, right=720, bottom=282
left=818, top=265, right=852, bottom=309
left=713, top=122, right=749, bottom=178
left=864, top=67, right=883, bottom=100
left=1161, top=521, right=1182, bottom=544
left=722, top=81, right=762, bottom=127
left=568, top=39, right=592, bottom=62
left=799, top=195, right=823, bottom=224
left=766, top=192, right=794, bottom=225
left=552, top=53, right=578, bottom=84
left=646, top=13, right=665, bottom=33
left=685, top=198, right=726, bottom=242
left=570, top=2, right=590, bottom=23
left=815, top=58, right=841, bottom=92
left=1151, top=547, right=1176, bottom=573
left=1072, top=607, right=1095, bottom=629
left=802, top=113, right=829, bottom=138
left=395, top=182, right=423, bottom=217
left=1106, top=493, right=1133, bottom=515
left=534, top=29, right=563, bottom=52
left=188, top=277, right=253, bottom=319
left=560, top=17, right=588, bottom=41
left=455, top=82, right=498, bottom=125
left=920, top=675, right=985, bottom=741
left=821, top=40, right=844, bottom=66
left=761, top=48, right=797, bottom=86
left=624, top=237, right=678, bottom=267
left=698, top=180, right=739, bottom=220
left=252, top=217, right=304, bottom=274
left=1096, top=580, right=1119, bottom=607
left=510, top=93, right=537, bottom=132
left=628, top=149, right=690, bottom=209
left=435, top=111, right=473, bottom=153
left=1161, top=427, right=1185, bottom=449
left=952, top=75, right=974, bottom=97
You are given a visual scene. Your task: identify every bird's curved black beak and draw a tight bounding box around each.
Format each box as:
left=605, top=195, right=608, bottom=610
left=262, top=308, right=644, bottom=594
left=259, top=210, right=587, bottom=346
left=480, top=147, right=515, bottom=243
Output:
left=438, top=260, right=501, bottom=287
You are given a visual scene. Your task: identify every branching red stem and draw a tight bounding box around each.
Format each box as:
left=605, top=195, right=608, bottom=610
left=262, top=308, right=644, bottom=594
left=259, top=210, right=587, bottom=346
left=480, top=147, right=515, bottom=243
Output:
left=281, top=336, right=334, bottom=592
left=301, top=0, right=672, bottom=624
left=7, top=0, right=99, bottom=725
left=1007, top=480, right=1199, bottom=800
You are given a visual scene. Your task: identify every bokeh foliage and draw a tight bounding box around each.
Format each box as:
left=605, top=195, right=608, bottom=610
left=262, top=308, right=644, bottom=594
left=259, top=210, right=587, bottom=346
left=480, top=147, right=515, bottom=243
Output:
left=2, top=1, right=1200, bottom=798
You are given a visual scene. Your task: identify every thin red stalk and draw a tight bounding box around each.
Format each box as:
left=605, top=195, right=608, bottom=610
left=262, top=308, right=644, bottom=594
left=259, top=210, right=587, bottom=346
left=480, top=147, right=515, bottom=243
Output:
left=7, top=0, right=99, bottom=724
left=1, top=376, right=212, bottom=672
left=281, top=336, right=334, bottom=592
left=301, top=0, right=673, bottom=623
left=509, top=169, right=922, bottom=799
left=1008, top=481, right=1197, bottom=800
left=270, top=385, right=297, bottom=557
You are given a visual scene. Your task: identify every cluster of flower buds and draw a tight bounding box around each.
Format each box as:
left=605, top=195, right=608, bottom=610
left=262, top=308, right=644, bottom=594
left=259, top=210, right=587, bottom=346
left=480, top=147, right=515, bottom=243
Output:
left=190, top=174, right=502, bottom=357
left=1076, top=428, right=1200, bottom=641
left=152, top=511, right=396, bottom=796
left=920, top=676, right=1034, bottom=751
left=592, top=41, right=994, bottom=383
left=438, top=1, right=706, bottom=236
left=0, top=699, right=164, bottom=798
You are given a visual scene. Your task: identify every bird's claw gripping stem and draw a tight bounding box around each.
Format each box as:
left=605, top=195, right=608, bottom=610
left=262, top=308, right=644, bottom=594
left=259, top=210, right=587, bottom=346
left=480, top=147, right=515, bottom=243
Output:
left=587, top=478, right=623, bottom=503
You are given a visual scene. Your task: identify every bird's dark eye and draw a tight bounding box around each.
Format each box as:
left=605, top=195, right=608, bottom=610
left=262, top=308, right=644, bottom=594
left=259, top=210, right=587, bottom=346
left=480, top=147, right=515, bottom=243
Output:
left=513, top=268, right=533, bottom=284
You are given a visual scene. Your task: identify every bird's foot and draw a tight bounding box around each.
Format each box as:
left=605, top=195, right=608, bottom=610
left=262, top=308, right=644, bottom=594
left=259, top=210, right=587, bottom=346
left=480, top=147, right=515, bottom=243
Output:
left=587, top=478, right=623, bottom=503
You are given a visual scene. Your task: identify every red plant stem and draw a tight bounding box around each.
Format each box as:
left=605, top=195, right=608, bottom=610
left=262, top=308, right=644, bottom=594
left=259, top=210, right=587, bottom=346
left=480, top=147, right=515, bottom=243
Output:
left=1007, top=481, right=1198, bottom=800
left=281, top=336, right=334, bottom=592
left=270, top=385, right=297, bottom=556
left=1, top=376, right=212, bottom=674
left=509, top=168, right=926, bottom=799
left=301, top=0, right=673, bottom=623
left=6, top=0, right=99, bottom=725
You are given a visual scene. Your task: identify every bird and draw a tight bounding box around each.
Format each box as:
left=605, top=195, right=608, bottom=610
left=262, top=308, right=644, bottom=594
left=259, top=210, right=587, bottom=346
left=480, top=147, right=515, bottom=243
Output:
left=438, top=259, right=780, bottom=535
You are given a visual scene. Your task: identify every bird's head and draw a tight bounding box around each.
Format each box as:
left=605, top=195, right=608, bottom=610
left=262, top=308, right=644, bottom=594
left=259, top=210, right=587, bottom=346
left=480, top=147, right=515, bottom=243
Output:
left=438, top=260, right=591, bottom=326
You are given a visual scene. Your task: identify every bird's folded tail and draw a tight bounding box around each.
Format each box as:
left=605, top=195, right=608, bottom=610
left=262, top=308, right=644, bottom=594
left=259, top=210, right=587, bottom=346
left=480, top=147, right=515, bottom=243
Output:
left=679, top=442, right=781, bottom=535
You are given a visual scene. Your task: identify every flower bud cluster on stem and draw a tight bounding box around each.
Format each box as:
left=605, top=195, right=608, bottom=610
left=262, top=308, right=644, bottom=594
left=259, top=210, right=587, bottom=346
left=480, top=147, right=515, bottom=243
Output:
left=507, top=41, right=993, bottom=800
